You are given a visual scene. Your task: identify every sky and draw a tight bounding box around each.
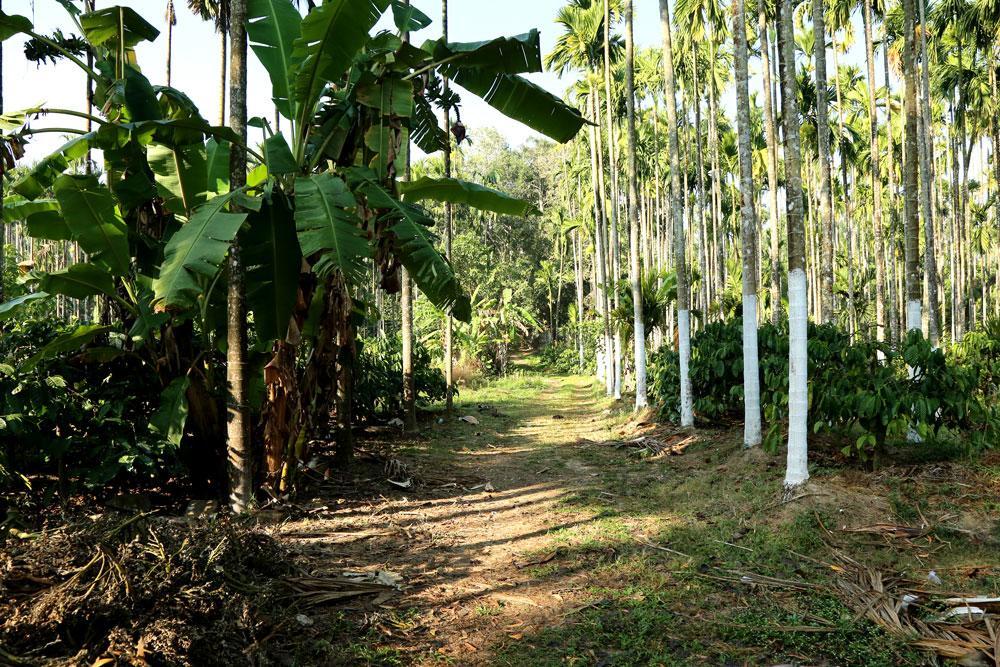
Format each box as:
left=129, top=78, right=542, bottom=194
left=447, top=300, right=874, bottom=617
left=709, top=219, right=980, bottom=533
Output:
left=1, top=0, right=892, bottom=170
left=1, top=0, right=676, bottom=163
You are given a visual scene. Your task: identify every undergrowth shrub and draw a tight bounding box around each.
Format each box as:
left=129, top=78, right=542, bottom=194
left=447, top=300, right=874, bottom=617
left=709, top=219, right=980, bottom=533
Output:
left=649, top=319, right=1000, bottom=459
left=0, top=317, right=177, bottom=490
left=539, top=341, right=593, bottom=375
left=354, top=333, right=447, bottom=422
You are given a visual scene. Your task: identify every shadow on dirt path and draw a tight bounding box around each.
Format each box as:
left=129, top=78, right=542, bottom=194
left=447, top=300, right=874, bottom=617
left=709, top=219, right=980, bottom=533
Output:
left=272, top=365, right=672, bottom=663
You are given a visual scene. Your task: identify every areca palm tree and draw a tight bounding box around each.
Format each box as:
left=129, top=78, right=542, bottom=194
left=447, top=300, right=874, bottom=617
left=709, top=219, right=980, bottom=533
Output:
left=759, top=0, right=783, bottom=325
left=659, top=0, right=694, bottom=427
left=779, top=0, right=810, bottom=488
left=624, top=0, right=647, bottom=409
left=442, top=0, right=454, bottom=413
left=862, top=0, right=889, bottom=343
left=226, top=0, right=250, bottom=512
left=903, top=0, right=922, bottom=334
left=165, top=0, right=176, bottom=86
left=814, top=0, right=835, bottom=322
left=547, top=1, right=615, bottom=394
left=732, top=0, right=761, bottom=446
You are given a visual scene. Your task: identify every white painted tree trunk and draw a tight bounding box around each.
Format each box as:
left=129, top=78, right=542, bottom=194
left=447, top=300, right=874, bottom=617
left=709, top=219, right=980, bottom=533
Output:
left=743, top=296, right=761, bottom=446
left=785, top=268, right=809, bottom=487
left=678, top=309, right=694, bottom=427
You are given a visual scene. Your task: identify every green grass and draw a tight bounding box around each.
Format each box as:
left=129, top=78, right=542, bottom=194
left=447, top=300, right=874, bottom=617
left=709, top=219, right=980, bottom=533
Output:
left=348, top=356, right=1000, bottom=665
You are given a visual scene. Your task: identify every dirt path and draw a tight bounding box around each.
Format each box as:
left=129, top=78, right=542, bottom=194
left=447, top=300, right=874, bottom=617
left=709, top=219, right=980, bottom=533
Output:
left=273, top=368, right=669, bottom=664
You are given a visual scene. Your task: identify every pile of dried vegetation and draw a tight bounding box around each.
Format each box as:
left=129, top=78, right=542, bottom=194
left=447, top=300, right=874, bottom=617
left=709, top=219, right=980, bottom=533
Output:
left=0, top=510, right=393, bottom=665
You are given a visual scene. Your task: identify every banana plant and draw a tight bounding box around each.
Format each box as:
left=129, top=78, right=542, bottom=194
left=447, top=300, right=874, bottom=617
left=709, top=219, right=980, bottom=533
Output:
left=1, top=5, right=251, bottom=480
left=242, top=0, right=587, bottom=482
left=0, top=0, right=588, bottom=495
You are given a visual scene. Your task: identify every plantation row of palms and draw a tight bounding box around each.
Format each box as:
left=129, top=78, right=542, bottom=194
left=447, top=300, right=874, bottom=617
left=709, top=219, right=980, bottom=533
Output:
left=542, top=0, right=1000, bottom=487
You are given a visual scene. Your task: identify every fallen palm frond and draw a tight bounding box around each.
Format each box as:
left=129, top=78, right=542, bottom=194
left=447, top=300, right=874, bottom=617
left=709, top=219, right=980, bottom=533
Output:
left=826, top=556, right=1000, bottom=665
left=601, top=433, right=696, bottom=458
left=282, top=573, right=398, bottom=607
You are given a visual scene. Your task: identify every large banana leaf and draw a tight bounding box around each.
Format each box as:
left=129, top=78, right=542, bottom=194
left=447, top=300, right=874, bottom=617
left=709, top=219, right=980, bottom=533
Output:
left=247, top=0, right=303, bottom=120
left=5, top=198, right=67, bottom=240
left=0, top=292, right=50, bottom=322
left=244, top=188, right=301, bottom=342
left=390, top=0, right=431, bottom=32
left=442, top=66, right=586, bottom=144
left=0, top=11, right=32, bottom=41
left=357, top=176, right=470, bottom=322
left=262, top=132, right=297, bottom=175
left=150, top=376, right=190, bottom=446
left=13, top=133, right=96, bottom=200
left=294, top=173, right=369, bottom=284
left=53, top=175, right=131, bottom=275
left=205, top=138, right=231, bottom=195
left=291, top=0, right=390, bottom=128
left=39, top=263, right=116, bottom=299
left=391, top=213, right=471, bottom=322
left=148, top=142, right=209, bottom=216
left=426, top=31, right=542, bottom=74
left=399, top=177, right=540, bottom=216
left=80, top=6, right=159, bottom=47
left=153, top=190, right=249, bottom=310
left=357, top=78, right=413, bottom=117
left=22, top=325, right=114, bottom=372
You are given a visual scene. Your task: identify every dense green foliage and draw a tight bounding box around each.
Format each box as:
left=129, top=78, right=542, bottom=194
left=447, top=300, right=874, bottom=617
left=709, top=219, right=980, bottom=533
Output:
left=354, top=334, right=446, bottom=422
left=650, top=319, right=1000, bottom=457
left=0, top=318, right=178, bottom=487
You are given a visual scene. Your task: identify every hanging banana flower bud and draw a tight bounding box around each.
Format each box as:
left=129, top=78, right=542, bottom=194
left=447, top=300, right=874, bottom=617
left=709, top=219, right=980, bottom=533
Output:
left=451, top=120, right=467, bottom=145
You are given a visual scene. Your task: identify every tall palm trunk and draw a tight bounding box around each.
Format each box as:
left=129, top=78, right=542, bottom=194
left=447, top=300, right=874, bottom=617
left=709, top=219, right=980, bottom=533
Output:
left=603, top=0, right=622, bottom=400
left=862, top=0, right=887, bottom=343
left=707, top=26, right=725, bottom=303
left=779, top=0, right=808, bottom=488
left=442, top=0, right=454, bottom=409
left=733, top=0, right=760, bottom=447
left=226, top=0, right=251, bottom=513
left=760, top=7, right=781, bottom=324
left=575, top=229, right=585, bottom=371
left=166, top=1, right=175, bottom=86
left=832, top=40, right=856, bottom=335
left=813, top=0, right=834, bottom=323
left=659, top=0, right=693, bottom=427
left=593, top=88, right=615, bottom=394
left=903, top=0, right=921, bottom=333
left=588, top=89, right=612, bottom=392
left=218, top=30, right=227, bottom=126
left=401, top=0, right=416, bottom=433
left=691, top=47, right=709, bottom=317
left=884, top=47, right=900, bottom=343
left=624, top=0, right=646, bottom=409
